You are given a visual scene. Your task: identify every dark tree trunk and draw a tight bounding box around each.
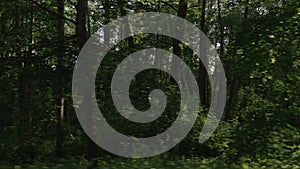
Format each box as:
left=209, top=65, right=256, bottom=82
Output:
left=224, top=0, right=249, bottom=120
left=56, top=0, right=65, bottom=158
left=199, top=0, right=207, bottom=106
left=217, top=0, right=224, bottom=54
left=171, top=0, right=187, bottom=75
left=118, top=0, right=134, bottom=48
left=244, top=0, right=249, bottom=21
left=75, top=0, right=98, bottom=160
left=200, top=0, right=206, bottom=33
left=224, top=77, right=239, bottom=120
left=76, top=0, right=88, bottom=48
left=103, top=0, right=110, bottom=44
left=28, top=0, right=34, bottom=131
left=171, top=0, right=187, bottom=156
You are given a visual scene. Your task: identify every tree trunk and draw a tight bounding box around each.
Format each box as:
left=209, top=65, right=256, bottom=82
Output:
left=224, top=0, right=249, bottom=120
left=75, top=0, right=98, bottom=160
left=244, top=0, right=249, bottom=21
left=217, top=0, right=224, bottom=54
left=171, top=0, right=187, bottom=75
left=55, top=0, right=65, bottom=158
left=118, top=0, right=134, bottom=48
left=199, top=0, right=207, bottom=106
left=103, top=0, right=110, bottom=44
left=171, top=0, right=187, bottom=156
left=76, top=0, right=88, bottom=48
left=224, top=77, right=239, bottom=120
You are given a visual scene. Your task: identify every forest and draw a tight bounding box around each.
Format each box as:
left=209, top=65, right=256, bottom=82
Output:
left=0, top=0, right=299, bottom=168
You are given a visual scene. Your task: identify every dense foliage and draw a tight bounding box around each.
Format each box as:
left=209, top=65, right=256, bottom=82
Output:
left=0, top=0, right=299, bottom=168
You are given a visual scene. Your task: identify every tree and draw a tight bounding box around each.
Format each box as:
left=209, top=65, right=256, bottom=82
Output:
left=55, top=0, right=65, bottom=158
left=199, top=0, right=207, bottom=106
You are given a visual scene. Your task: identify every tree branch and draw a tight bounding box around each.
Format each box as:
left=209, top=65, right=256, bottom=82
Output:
left=28, top=0, right=76, bottom=25
left=161, top=1, right=178, bottom=12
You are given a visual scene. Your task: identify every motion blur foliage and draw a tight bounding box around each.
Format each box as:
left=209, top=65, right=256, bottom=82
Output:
left=0, top=0, right=299, bottom=168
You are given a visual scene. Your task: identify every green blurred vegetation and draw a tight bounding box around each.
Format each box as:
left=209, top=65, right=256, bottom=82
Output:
left=0, top=0, right=299, bottom=168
